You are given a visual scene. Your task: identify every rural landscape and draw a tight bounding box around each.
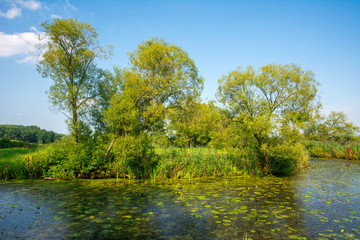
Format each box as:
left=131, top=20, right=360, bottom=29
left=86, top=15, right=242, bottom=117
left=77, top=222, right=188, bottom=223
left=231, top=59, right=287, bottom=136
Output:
left=1, top=1, right=360, bottom=239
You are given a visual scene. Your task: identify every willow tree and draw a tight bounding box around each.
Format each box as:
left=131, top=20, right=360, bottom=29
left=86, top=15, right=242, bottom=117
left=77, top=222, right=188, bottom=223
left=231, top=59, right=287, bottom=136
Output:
left=37, top=18, right=112, bottom=143
left=218, top=64, right=319, bottom=174
left=104, top=38, right=203, bottom=159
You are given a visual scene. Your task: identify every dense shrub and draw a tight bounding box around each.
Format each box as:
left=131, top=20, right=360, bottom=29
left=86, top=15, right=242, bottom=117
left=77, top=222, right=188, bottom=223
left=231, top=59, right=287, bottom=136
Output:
left=111, top=134, right=156, bottom=178
left=28, top=136, right=110, bottom=179
left=264, top=143, right=308, bottom=176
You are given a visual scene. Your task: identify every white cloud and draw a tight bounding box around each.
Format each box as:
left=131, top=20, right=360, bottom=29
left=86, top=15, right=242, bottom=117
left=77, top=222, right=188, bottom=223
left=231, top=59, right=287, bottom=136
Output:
left=16, top=54, right=39, bottom=64
left=0, top=27, right=47, bottom=63
left=65, top=0, right=77, bottom=10
left=50, top=14, right=62, bottom=19
left=0, top=0, right=42, bottom=19
left=0, top=5, right=21, bottom=19
left=16, top=0, right=42, bottom=10
left=0, top=31, right=38, bottom=57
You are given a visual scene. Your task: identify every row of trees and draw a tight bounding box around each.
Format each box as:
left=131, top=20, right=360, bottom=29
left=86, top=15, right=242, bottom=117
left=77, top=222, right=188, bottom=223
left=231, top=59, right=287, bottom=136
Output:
left=35, top=18, right=359, bottom=177
left=0, top=125, right=63, bottom=144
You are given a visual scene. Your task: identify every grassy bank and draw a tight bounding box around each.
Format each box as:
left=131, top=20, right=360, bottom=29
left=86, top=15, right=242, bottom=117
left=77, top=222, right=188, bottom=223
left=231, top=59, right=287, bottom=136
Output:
left=0, top=148, right=41, bottom=180
left=0, top=145, right=254, bottom=180
left=1, top=137, right=309, bottom=180
left=304, top=140, right=360, bottom=160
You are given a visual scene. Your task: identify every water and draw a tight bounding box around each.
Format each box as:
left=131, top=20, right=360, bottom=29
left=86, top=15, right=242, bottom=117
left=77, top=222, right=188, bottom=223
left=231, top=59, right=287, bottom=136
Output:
left=0, top=159, right=359, bottom=239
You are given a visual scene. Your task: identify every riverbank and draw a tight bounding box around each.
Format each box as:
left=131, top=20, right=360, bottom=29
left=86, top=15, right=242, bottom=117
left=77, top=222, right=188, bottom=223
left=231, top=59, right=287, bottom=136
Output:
left=304, top=140, right=360, bottom=160
left=2, top=140, right=359, bottom=181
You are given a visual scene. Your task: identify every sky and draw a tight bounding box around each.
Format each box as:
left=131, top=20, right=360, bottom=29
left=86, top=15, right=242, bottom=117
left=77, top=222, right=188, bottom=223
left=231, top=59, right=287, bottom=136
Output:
left=0, top=0, right=359, bottom=134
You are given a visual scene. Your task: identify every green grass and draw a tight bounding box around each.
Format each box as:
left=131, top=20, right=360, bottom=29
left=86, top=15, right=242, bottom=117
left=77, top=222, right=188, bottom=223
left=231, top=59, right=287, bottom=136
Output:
left=152, top=147, right=250, bottom=179
left=304, top=140, right=360, bottom=160
left=0, top=148, right=36, bottom=160
left=0, top=148, right=40, bottom=180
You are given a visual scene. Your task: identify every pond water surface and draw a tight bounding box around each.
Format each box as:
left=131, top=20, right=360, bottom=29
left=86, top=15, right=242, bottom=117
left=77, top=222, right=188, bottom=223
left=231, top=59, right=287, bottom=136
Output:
left=1, top=159, right=359, bottom=239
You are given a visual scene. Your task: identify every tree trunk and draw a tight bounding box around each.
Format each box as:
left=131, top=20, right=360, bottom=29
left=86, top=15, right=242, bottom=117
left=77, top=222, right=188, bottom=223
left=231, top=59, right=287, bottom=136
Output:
left=253, top=132, right=269, bottom=174
left=104, top=138, right=115, bottom=160
left=72, top=107, right=78, bottom=144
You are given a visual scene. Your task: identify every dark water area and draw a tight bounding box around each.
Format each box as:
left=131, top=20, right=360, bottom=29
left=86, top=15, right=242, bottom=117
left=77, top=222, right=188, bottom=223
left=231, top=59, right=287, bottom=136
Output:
left=0, top=159, right=359, bottom=239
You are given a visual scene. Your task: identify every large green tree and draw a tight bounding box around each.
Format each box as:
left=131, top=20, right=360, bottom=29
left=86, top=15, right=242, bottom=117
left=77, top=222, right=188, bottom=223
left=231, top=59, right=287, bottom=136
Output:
left=104, top=38, right=203, bottom=158
left=37, top=18, right=112, bottom=143
left=218, top=63, right=319, bottom=173
left=305, top=111, right=360, bottom=143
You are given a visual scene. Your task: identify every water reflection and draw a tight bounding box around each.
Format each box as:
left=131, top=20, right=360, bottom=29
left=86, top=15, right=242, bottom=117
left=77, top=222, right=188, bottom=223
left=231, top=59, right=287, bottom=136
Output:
left=0, top=159, right=359, bottom=239
left=293, top=159, right=360, bottom=239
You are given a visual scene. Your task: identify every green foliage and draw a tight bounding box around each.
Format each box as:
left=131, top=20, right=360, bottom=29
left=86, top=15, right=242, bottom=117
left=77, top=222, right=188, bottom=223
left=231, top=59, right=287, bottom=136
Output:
left=0, top=137, right=37, bottom=149
left=304, top=111, right=360, bottom=144
left=217, top=63, right=319, bottom=173
left=11, top=18, right=360, bottom=180
left=153, top=148, right=248, bottom=179
left=28, top=135, right=111, bottom=179
left=105, top=38, right=203, bottom=138
left=168, top=100, right=221, bottom=148
left=0, top=124, right=63, bottom=144
left=37, top=18, right=112, bottom=143
left=263, top=143, right=308, bottom=176
left=304, top=140, right=360, bottom=160
left=0, top=148, right=41, bottom=180
left=111, top=134, right=156, bottom=178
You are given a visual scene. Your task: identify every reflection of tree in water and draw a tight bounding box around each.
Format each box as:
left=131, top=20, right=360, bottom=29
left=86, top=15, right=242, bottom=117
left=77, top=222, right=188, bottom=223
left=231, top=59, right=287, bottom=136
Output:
left=1, top=160, right=359, bottom=239
left=0, top=178, right=306, bottom=239
left=159, top=177, right=306, bottom=239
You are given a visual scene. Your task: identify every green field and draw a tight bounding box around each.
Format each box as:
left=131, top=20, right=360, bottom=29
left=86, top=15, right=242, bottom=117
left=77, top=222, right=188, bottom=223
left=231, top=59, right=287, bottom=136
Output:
left=0, top=148, right=39, bottom=180
left=0, top=148, right=36, bottom=160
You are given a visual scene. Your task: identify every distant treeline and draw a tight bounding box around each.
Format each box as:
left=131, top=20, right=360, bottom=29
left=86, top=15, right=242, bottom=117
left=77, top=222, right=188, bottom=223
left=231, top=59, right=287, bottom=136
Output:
left=0, top=125, right=63, bottom=144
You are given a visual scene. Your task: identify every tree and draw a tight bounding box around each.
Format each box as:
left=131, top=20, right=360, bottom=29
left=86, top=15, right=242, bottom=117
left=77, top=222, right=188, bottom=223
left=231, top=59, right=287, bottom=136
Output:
left=89, top=66, right=124, bottom=134
left=305, top=111, right=360, bottom=143
left=37, top=18, right=112, bottom=143
left=104, top=38, right=203, bottom=158
left=168, top=100, right=220, bottom=148
left=217, top=63, right=319, bottom=173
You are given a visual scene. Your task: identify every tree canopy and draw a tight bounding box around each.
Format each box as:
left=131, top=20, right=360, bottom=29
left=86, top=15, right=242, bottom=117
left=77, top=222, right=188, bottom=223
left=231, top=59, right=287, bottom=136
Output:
left=217, top=63, right=319, bottom=173
left=37, top=18, right=112, bottom=143
left=105, top=38, right=203, bottom=137
left=0, top=124, right=63, bottom=144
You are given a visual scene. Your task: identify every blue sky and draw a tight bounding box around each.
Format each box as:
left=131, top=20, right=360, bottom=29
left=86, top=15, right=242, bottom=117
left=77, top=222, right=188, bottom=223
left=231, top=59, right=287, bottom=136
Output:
left=0, top=0, right=359, bottom=134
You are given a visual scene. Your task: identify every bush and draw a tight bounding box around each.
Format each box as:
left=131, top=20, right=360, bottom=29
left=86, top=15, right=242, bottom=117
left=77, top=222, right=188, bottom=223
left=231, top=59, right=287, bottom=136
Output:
left=264, top=143, right=308, bottom=176
left=111, top=134, right=156, bottom=178
left=30, top=135, right=112, bottom=179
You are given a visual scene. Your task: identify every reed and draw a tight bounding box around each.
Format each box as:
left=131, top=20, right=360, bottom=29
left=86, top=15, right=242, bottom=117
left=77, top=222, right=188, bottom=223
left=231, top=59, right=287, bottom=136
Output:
left=305, top=140, right=360, bottom=160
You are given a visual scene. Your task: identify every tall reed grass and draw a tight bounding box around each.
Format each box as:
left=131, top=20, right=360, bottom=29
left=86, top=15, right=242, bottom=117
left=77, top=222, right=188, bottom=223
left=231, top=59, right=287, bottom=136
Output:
left=0, top=148, right=41, bottom=180
left=304, top=140, right=360, bottom=160
left=152, top=148, right=251, bottom=179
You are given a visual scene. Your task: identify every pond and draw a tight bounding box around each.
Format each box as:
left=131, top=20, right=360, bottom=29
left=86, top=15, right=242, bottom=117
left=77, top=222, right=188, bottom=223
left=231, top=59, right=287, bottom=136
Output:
left=0, top=159, right=359, bottom=239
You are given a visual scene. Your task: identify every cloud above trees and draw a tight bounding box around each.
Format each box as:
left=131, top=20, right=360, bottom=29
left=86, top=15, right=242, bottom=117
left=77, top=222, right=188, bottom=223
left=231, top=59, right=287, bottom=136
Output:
left=0, top=0, right=42, bottom=19
left=0, top=0, right=79, bottom=63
